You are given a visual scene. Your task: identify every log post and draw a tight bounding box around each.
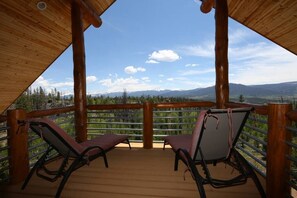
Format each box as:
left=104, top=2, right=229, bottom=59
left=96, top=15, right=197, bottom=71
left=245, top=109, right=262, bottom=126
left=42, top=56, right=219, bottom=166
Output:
left=215, top=0, right=229, bottom=108
left=7, top=109, right=29, bottom=184
left=71, top=1, right=87, bottom=142
left=143, top=102, right=153, bottom=149
left=267, top=103, right=292, bottom=198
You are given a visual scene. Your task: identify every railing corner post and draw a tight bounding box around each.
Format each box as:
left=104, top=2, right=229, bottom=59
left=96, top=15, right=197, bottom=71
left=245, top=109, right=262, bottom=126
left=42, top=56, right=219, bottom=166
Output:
left=143, top=101, right=153, bottom=149
left=267, top=103, right=292, bottom=198
left=7, top=108, right=29, bottom=184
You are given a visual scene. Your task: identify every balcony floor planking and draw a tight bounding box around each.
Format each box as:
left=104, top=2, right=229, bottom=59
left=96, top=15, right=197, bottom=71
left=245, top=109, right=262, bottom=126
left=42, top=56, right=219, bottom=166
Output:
left=0, top=145, right=262, bottom=198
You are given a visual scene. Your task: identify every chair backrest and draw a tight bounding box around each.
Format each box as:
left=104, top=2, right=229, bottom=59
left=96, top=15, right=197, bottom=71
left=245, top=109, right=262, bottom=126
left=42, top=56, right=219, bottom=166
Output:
left=190, top=107, right=252, bottom=162
left=28, top=118, right=84, bottom=158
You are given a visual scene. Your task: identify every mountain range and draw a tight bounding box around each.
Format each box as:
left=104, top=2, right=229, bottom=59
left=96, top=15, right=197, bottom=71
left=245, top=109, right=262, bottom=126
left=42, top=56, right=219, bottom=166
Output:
left=97, top=82, right=297, bottom=103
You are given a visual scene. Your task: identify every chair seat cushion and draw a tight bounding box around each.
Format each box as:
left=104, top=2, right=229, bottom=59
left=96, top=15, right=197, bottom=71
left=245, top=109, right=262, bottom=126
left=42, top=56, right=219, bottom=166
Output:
left=80, top=134, right=129, bottom=156
left=164, top=134, right=192, bottom=152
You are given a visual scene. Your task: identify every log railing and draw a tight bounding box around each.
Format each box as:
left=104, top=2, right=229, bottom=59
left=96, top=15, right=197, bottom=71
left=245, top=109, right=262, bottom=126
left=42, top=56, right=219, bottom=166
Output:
left=86, top=101, right=215, bottom=149
left=2, top=101, right=296, bottom=197
left=0, top=117, right=9, bottom=184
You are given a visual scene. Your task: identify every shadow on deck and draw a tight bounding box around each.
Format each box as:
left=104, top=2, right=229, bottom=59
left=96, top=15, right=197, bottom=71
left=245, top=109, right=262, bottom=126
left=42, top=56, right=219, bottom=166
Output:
left=0, top=143, right=263, bottom=198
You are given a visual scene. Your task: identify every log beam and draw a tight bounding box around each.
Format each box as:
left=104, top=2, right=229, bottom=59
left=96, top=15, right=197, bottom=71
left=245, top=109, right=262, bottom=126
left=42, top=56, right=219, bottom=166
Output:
left=71, top=1, right=87, bottom=142
left=215, top=0, right=229, bottom=108
left=200, top=0, right=215, bottom=13
left=72, top=0, right=102, bottom=28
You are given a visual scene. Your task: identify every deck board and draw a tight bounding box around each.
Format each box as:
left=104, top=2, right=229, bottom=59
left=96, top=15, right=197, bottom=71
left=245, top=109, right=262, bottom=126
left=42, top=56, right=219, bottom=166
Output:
left=0, top=145, right=263, bottom=197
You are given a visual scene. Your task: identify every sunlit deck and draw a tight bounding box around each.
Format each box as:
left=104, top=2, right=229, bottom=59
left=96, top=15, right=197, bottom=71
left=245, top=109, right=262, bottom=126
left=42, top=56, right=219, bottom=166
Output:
left=0, top=143, right=263, bottom=198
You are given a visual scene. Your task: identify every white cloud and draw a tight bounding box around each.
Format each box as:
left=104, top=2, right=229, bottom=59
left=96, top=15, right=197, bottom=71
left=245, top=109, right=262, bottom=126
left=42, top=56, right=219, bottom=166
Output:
left=86, top=76, right=97, bottom=83
left=145, top=59, right=159, bottom=64
left=31, top=76, right=73, bottom=95
left=180, top=68, right=215, bottom=76
left=180, top=43, right=214, bottom=58
left=124, top=66, right=146, bottom=74
left=229, top=28, right=251, bottom=45
left=99, top=76, right=159, bottom=92
left=179, top=28, right=297, bottom=86
left=141, top=77, right=150, bottom=82
left=229, top=43, right=297, bottom=85
left=165, top=76, right=214, bottom=89
left=185, top=63, right=199, bottom=67
left=32, top=76, right=50, bottom=88
left=147, top=50, right=181, bottom=63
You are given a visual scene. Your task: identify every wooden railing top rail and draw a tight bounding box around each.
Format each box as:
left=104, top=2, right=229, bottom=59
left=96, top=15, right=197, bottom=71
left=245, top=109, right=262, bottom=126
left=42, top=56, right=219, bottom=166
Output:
left=87, top=101, right=216, bottom=110
left=225, top=102, right=268, bottom=115
left=153, top=101, right=215, bottom=109
left=87, top=103, right=143, bottom=110
left=286, top=110, right=297, bottom=122
left=4, top=102, right=272, bottom=120
left=27, top=106, right=75, bottom=118
left=24, top=102, right=216, bottom=118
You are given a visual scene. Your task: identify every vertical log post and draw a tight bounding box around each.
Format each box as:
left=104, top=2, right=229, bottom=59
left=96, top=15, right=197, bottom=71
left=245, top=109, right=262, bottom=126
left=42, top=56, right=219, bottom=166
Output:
left=7, top=109, right=29, bottom=184
left=143, top=102, right=153, bottom=149
left=71, top=1, right=87, bottom=142
left=215, top=0, right=229, bottom=108
left=267, top=103, right=292, bottom=198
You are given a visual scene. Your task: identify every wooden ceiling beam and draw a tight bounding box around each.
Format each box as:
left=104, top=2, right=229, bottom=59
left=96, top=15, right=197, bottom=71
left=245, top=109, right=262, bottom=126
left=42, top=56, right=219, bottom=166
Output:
left=72, top=0, right=102, bottom=28
left=200, top=0, right=215, bottom=13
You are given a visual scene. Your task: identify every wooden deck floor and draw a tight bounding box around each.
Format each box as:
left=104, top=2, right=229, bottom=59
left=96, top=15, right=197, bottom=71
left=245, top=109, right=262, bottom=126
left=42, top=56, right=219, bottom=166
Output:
left=0, top=144, right=264, bottom=198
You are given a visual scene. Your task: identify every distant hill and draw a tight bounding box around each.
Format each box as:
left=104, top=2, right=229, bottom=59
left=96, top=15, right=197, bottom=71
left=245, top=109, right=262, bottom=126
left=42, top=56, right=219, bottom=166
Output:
left=97, top=81, right=297, bottom=103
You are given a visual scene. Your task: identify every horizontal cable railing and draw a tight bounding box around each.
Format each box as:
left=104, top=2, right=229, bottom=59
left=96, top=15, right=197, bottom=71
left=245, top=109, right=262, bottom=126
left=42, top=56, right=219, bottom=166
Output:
left=153, top=107, right=205, bottom=142
left=87, top=104, right=143, bottom=142
left=85, top=102, right=216, bottom=144
left=153, top=102, right=215, bottom=143
left=226, top=102, right=268, bottom=177
left=286, top=110, right=297, bottom=197
left=0, top=120, right=9, bottom=184
left=236, top=113, right=268, bottom=177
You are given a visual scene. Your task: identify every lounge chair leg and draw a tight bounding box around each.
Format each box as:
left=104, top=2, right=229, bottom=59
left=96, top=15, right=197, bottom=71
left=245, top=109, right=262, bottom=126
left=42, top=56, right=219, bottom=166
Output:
left=22, top=148, right=51, bottom=190
left=55, top=160, right=78, bottom=198
left=235, top=151, right=266, bottom=197
left=174, top=152, right=179, bottom=171
left=126, top=139, right=132, bottom=150
left=103, top=152, right=108, bottom=168
left=21, top=159, right=41, bottom=190
left=195, top=179, right=206, bottom=198
left=179, top=148, right=207, bottom=197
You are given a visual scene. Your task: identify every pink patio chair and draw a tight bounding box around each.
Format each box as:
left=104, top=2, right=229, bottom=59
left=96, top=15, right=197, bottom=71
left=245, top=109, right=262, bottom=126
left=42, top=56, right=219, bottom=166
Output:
left=21, top=118, right=131, bottom=198
left=163, top=107, right=266, bottom=198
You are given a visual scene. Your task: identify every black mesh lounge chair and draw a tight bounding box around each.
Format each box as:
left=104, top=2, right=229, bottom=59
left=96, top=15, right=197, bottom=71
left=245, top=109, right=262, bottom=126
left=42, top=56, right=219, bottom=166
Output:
left=163, top=107, right=266, bottom=198
left=21, top=118, right=131, bottom=198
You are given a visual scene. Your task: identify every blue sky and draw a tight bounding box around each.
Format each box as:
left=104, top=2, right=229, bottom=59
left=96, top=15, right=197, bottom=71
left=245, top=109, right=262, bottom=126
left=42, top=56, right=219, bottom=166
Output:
left=33, top=0, right=297, bottom=95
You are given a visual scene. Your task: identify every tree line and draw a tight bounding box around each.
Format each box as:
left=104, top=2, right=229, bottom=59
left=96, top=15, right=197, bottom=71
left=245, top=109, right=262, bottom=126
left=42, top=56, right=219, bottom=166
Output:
left=13, top=87, right=201, bottom=112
